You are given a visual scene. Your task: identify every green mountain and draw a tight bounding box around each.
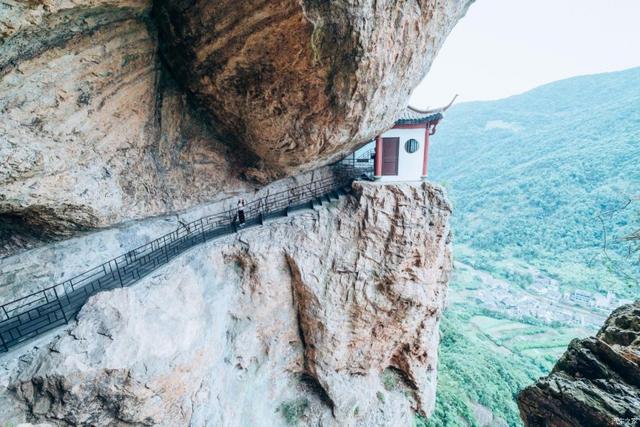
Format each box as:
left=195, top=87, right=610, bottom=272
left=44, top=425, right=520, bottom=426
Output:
left=433, top=67, right=640, bottom=295
left=423, top=67, right=640, bottom=427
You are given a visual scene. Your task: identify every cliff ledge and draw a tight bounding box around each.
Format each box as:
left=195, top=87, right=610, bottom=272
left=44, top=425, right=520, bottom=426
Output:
left=0, top=181, right=452, bottom=426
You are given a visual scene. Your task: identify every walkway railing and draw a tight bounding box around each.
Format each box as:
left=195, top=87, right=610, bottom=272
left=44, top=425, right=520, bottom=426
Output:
left=0, top=159, right=373, bottom=352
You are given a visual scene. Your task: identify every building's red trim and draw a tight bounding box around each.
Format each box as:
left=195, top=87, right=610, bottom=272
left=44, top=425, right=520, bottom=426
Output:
left=422, top=124, right=431, bottom=178
left=374, top=135, right=383, bottom=177
left=392, top=123, right=428, bottom=129
left=392, top=119, right=441, bottom=130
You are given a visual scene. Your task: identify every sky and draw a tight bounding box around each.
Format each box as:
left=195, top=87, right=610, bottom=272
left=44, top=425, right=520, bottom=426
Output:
left=410, top=0, right=640, bottom=108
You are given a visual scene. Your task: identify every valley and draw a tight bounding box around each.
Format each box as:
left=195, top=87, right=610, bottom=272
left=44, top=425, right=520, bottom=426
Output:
left=451, top=255, right=617, bottom=330
left=424, top=67, right=640, bottom=427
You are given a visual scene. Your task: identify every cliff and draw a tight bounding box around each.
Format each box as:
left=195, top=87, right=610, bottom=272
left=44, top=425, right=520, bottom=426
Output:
left=0, top=181, right=452, bottom=426
left=0, top=0, right=249, bottom=255
left=0, top=0, right=472, bottom=254
left=517, top=301, right=640, bottom=427
left=1, top=1, right=469, bottom=424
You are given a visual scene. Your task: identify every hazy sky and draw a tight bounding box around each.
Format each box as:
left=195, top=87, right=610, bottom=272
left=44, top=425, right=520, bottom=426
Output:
left=410, top=0, right=640, bottom=108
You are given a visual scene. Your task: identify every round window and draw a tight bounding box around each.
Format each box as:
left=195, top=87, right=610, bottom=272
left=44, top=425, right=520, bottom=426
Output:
left=405, top=139, right=420, bottom=154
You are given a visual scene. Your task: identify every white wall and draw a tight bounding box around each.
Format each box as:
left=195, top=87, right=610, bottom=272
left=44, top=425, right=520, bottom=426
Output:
left=377, top=128, right=426, bottom=182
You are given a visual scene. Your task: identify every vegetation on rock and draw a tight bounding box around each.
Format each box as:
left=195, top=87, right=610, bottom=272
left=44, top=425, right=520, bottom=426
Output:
left=278, top=398, right=310, bottom=425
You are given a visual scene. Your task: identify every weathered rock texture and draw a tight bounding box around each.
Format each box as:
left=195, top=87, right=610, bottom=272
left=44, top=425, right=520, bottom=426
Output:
left=0, top=0, right=249, bottom=254
left=0, top=181, right=452, bottom=426
left=1, top=0, right=470, bottom=253
left=518, top=301, right=640, bottom=427
left=154, top=0, right=473, bottom=175
left=1, top=0, right=464, bottom=418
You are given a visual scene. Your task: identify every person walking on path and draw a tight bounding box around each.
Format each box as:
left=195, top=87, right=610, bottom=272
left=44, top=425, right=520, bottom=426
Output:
left=237, top=199, right=246, bottom=227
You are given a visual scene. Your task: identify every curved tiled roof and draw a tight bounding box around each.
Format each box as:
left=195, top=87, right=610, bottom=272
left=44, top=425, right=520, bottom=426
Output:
left=394, top=108, right=443, bottom=125
left=394, top=95, right=458, bottom=126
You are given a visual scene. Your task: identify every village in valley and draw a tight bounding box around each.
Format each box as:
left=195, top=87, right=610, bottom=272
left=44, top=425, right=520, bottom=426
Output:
left=449, top=261, right=633, bottom=330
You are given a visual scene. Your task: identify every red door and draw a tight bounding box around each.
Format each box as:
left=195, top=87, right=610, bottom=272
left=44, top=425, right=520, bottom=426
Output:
left=382, top=138, right=399, bottom=176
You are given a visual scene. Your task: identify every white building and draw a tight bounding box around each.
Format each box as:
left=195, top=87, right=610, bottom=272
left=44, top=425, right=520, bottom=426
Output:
left=570, top=289, right=594, bottom=307
left=594, top=292, right=614, bottom=310
left=357, top=99, right=455, bottom=182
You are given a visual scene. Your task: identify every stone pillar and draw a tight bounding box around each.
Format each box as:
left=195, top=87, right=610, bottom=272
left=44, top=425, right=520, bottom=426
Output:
left=374, top=135, right=383, bottom=180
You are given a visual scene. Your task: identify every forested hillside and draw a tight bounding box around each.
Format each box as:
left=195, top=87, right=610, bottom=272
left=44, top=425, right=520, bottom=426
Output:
left=432, top=67, right=640, bottom=296
left=424, top=67, right=640, bottom=426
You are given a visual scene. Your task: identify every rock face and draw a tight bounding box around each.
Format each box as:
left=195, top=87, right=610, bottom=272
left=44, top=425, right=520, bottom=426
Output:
left=0, top=181, right=452, bottom=426
left=517, top=301, right=640, bottom=427
left=0, top=0, right=252, bottom=254
left=154, top=0, right=473, bottom=175
left=0, top=0, right=470, bottom=253
left=2, top=1, right=463, bottom=425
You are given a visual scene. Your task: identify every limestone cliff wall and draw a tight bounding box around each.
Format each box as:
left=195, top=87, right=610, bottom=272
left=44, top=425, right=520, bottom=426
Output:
left=0, top=0, right=471, bottom=253
left=518, top=301, right=640, bottom=427
left=0, top=181, right=452, bottom=427
left=154, top=0, right=474, bottom=175
left=1, top=1, right=465, bottom=424
left=0, top=0, right=252, bottom=254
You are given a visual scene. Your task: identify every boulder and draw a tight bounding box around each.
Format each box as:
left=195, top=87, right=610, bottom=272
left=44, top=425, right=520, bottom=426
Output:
left=154, top=0, right=474, bottom=175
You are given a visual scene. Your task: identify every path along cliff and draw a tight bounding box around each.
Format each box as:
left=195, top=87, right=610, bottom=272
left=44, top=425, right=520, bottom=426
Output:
left=0, top=181, right=452, bottom=426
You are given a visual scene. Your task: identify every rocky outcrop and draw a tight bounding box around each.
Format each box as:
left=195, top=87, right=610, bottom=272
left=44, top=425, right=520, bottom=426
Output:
left=154, top=0, right=473, bottom=175
left=2, top=1, right=463, bottom=425
left=0, top=0, right=252, bottom=254
left=517, top=301, right=640, bottom=427
left=0, top=181, right=452, bottom=426
left=1, top=0, right=471, bottom=252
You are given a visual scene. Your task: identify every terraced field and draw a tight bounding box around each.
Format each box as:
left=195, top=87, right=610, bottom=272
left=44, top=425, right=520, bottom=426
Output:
left=468, top=315, right=588, bottom=362
left=424, top=263, right=595, bottom=427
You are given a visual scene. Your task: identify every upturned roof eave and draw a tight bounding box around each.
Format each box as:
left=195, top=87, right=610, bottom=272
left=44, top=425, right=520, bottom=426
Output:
left=393, top=94, right=458, bottom=126
left=393, top=112, right=444, bottom=126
